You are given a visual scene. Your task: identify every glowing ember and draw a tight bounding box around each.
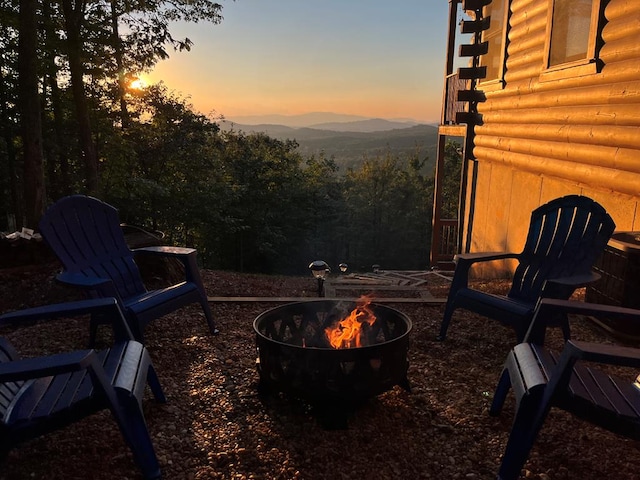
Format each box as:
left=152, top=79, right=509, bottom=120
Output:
left=325, top=296, right=377, bottom=349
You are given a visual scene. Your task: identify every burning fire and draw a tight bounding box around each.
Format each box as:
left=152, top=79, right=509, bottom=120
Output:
left=325, top=296, right=377, bottom=349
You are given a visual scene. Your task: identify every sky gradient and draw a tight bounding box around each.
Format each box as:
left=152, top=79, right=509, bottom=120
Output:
left=147, top=1, right=450, bottom=123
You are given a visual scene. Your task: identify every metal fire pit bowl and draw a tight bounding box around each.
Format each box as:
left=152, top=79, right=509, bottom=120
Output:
left=253, top=300, right=412, bottom=426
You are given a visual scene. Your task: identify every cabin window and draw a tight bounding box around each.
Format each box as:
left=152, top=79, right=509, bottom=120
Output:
left=480, top=0, right=509, bottom=86
left=542, top=0, right=603, bottom=78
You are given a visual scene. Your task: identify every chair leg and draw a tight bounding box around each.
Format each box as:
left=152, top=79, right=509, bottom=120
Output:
left=184, top=252, right=219, bottom=335
left=147, top=364, right=167, bottom=403
left=496, top=387, right=547, bottom=480
left=514, top=321, right=529, bottom=344
left=489, top=367, right=512, bottom=416
left=436, top=300, right=457, bottom=341
left=199, top=297, right=219, bottom=335
left=100, top=342, right=164, bottom=477
left=109, top=395, right=162, bottom=480
left=129, top=317, right=145, bottom=344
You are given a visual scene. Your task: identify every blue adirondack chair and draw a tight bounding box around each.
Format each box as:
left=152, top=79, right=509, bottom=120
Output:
left=0, top=298, right=166, bottom=479
left=38, top=194, right=218, bottom=343
left=437, top=195, right=615, bottom=342
left=489, top=298, right=640, bottom=480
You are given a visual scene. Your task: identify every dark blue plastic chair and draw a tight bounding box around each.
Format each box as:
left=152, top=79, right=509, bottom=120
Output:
left=38, top=194, right=218, bottom=343
left=437, top=195, right=615, bottom=342
left=489, top=298, right=640, bottom=480
left=0, top=298, right=166, bottom=479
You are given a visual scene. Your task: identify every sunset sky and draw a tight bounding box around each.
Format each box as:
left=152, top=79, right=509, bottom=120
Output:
left=147, top=1, right=451, bottom=123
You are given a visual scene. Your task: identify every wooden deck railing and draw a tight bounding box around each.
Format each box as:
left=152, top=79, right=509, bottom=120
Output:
left=431, top=218, right=458, bottom=269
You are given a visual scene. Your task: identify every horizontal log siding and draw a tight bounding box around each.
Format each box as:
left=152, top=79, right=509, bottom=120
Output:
left=605, top=0, right=637, bottom=19
left=482, top=80, right=640, bottom=109
left=507, top=0, right=547, bottom=45
left=503, top=0, right=546, bottom=83
left=476, top=124, right=640, bottom=153
left=600, top=14, right=640, bottom=63
left=474, top=136, right=640, bottom=174
left=473, top=147, right=640, bottom=195
left=474, top=0, right=640, bottom=197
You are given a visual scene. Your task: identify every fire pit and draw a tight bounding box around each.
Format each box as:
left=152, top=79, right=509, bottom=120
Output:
left=253, top=299, right=412, bottom=427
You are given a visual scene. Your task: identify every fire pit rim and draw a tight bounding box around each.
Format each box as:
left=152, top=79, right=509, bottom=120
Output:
left=252, top=299, right=413, bottom=351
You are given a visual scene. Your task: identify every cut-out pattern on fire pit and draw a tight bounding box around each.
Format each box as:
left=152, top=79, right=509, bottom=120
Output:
left=253, top=300, right=412, bottom=424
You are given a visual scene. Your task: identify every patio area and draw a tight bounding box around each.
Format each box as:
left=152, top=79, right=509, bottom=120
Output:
left=0, top=266, right=638, bottom=479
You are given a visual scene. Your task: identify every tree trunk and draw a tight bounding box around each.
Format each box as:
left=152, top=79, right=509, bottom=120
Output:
left=18, top=0, right=46, bottom=228
left=110, top=0, right=130, bottom=129
left=43, top=0, right=71, bottom=198
left=62, top=0, right=99, bottom=195
left=0, top=35, right=23, bottom=231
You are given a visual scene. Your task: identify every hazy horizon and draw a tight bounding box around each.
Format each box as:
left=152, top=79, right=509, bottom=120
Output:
left=223, top=112, right=431, bottom=128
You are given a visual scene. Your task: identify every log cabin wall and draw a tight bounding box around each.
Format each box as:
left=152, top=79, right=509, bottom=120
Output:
left=466, top=0, right=640, bottom=277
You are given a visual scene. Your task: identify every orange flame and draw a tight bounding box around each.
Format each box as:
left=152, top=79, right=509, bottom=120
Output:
left=325, top=296, right=377, bottom=349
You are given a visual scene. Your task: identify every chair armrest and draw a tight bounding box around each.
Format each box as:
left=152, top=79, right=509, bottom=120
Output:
left=0, top=298, right=119, bottom=324
left=537, top=298, right=640, bottom=323
left=453, top=252, right=520, bottom=277
left=565, top=340, right=640, bottom=368
left=0, top=298, right=135, bottom=341
left=133, top=245, right=196, bottom=257
left=541, top=272, right=602, bottom=304
left=0, top=349, right=96, bottom=382
left=56, top=272, right=122, bottom=306
left=540, top=339, right=640, bottom=403
left=525, top=298, right=640, bottom=344
left=133, top=246, right=203, bottom=285
left=545, top=271, right=601, bottom=289
left=454, top=251, right=520, bottom=265
left=449, top=252, right=520, bottom=293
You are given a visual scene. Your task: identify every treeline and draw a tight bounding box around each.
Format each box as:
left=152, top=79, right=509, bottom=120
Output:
left=0, top=0, right=461, bottom=274
left=1, top=0, right=225, bottom=227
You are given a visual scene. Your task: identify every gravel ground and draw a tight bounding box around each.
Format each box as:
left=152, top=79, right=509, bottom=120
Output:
left=0, top=264, right=639, bottom=479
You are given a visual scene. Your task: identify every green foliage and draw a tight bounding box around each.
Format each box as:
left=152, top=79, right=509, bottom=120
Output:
left=341, top=151, right=433, bottom=271
left=441, top=140, right=463, bottom=218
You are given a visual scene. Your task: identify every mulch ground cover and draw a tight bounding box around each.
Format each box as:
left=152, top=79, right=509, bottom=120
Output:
left=0, top=262, right=639, bottom=479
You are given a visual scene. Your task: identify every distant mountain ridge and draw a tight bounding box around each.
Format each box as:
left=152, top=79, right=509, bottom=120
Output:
left=219, top=119, right=439, bottom=174
left=308, top=118, right=419, bottom=132
left=225, top=112, right=423, bottom=132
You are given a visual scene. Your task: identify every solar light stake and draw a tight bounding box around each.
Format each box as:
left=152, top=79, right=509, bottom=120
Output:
left=309, top=260, right=330, bottom=297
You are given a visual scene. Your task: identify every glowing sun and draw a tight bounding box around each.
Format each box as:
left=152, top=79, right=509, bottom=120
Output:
left=128, top=76, right=147, bottom=90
